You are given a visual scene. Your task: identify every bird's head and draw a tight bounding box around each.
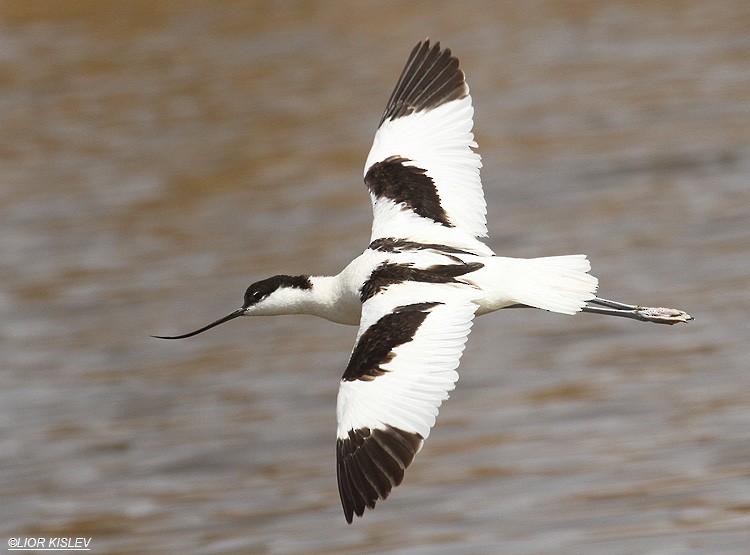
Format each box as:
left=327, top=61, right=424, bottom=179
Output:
left=152, top=274, right=312, bottom=339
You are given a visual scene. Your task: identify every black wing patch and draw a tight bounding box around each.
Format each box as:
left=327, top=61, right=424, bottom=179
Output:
left=360, top=261, right=483, bottom=302
left=341, top=302, right=440, bottom=382
left=337, top=424, right=423, bottom=524
left=380, top=40, right=467, bottom=125
left=368, top=237, right=481, bottom=257
left=366, top=156, right=452, bottom=227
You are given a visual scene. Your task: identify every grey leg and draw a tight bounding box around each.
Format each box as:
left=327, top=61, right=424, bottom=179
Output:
left=582, top=297, right=693, bottom=325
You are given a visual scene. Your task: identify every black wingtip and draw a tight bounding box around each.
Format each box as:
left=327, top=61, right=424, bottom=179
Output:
left=379, top=39, right=467, bottom=126
left=336, top=426, right=423, bottom=523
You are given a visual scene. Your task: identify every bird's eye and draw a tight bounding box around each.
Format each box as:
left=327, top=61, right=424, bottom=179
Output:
left=244, top=287, right=266, bottom=307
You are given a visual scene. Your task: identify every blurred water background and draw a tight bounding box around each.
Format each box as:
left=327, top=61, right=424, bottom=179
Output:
left=1, top=1, right=749, bottom=553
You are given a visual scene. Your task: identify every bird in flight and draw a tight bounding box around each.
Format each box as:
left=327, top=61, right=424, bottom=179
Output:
left=154, top=40, right=692, bottom=523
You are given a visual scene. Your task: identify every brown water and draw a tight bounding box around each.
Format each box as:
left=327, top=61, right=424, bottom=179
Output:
left=2, top=2, right=749, bottom=553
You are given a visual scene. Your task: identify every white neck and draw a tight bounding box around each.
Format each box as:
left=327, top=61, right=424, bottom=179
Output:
left=305, top=275, right=361, bottom=325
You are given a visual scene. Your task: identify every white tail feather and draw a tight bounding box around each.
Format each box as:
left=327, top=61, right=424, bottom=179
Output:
left=476, top=255, right=598, bottom=315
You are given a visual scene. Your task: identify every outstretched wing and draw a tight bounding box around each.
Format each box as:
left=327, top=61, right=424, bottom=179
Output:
left=364, top=40, right=490, bottom=254
left=335, top=281, right=476, bottom=523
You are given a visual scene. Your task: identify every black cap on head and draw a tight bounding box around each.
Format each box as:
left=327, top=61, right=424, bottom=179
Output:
left=243, top=274, right=312, bottom=308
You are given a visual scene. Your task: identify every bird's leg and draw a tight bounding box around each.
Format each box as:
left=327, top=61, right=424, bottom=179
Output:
left=582, top=297, right=693, bottom=325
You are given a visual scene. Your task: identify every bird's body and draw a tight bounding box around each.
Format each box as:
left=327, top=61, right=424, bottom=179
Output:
left=155, top=40, right=692, bottom=523
left=248, top=248, right=597, bottom=325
